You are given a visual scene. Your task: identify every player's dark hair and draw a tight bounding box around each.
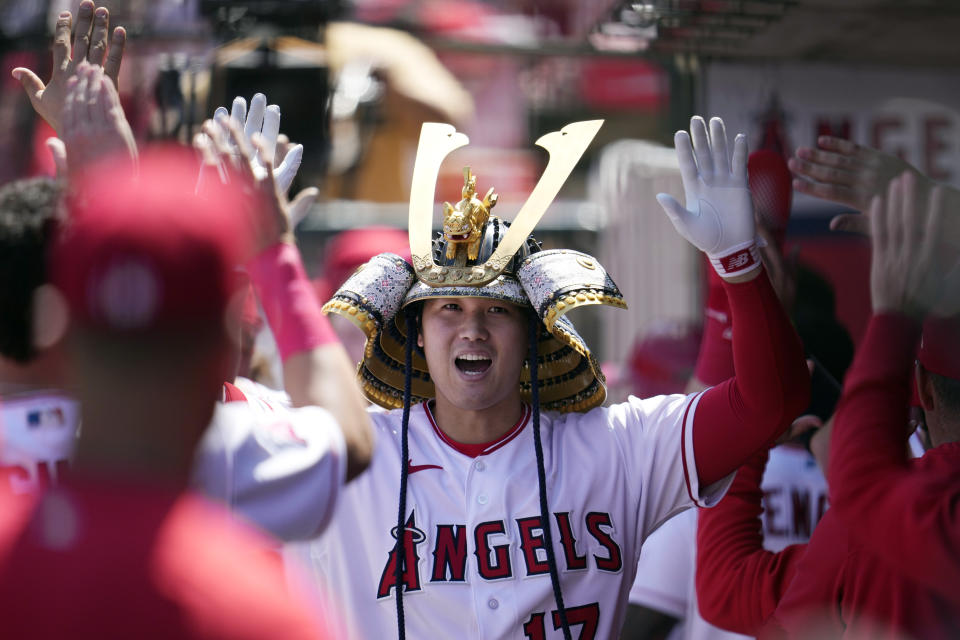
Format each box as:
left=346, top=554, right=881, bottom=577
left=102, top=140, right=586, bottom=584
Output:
left=793, top=264, right=853, bottom=384
left=0, top=177, right=63, bottom=363
left=528, top=312, right=572, bottom=640
left=395, top=307, right=417, bottom=640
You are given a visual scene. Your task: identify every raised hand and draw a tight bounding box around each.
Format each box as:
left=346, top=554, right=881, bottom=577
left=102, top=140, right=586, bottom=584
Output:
left=789, top=136, right=923, bottom=233
left=868, top=172, right=951, bottom=317
left=212, top=93, right=303, bottom=195
left=196, top=117, right=318, bottom=254
left=656, top=116, right=759, bottom=281
left=12, top=1, right=126, bottom=134
left=59, top=61, right=137, bottom=175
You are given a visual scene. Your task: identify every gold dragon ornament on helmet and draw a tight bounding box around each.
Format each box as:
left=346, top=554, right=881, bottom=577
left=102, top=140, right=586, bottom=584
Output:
left=442, top=167, right=498, bottom=263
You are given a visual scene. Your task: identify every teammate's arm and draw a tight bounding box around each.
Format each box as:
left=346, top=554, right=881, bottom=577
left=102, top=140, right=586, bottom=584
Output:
left=202, top=117, right=373, bottom=482
left=657, top=116, right=810, bottom=488
left=695, top=450, right=806, bottom=635
left=827, top=174, right=960, bottom=602
left=195, top=402, right=349, bottom=541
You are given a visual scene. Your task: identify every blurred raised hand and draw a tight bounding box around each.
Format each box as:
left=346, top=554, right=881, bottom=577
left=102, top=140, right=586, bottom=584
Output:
left=54, top=61, right=137, bottom=176
left=12, top=1, right=125, bottom=134
left=195, top=117, right=318, bottom=255
left=868, top=172, right=955, bottom=317
left=212, top=93, right=304, bottom=195
left=789, top=136, right=927, bottom=234
left=791, top=136, right=960, bottom=254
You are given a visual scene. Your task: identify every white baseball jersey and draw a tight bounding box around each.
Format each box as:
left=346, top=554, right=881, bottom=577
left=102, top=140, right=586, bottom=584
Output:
left=756, top=445, right=827, bottom=552
left=192, top=398, right=347, bottom=541
left=0, top=391, right=79, bottom=494
left=628, top=445, right=827, bottom=639
left=289, top=393, right=732, bottom=640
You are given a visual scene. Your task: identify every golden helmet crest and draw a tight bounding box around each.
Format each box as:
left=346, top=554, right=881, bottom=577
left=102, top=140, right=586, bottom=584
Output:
left=408, top=120, right=603, bottom=288
left=441, top=167, right=498, bottom=263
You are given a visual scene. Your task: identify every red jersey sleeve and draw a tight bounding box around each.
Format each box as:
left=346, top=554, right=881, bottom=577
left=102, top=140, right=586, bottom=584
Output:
left=693, top=270, right=811, bottom=486
left=694, top=262, right=736, bottom=386
left=696, top=450, right=806, bottom=635
left=827, top=313, right=960, bottom=604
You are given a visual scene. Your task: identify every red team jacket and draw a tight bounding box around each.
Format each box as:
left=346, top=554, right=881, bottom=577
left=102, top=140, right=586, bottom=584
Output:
left=769, top=446, right=960, bottom=639
left=827, top=314, right=960, bottom=608
left=697, top=313, right=960, bottom=640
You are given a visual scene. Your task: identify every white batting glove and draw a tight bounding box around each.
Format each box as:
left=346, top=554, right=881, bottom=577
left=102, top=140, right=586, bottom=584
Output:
left=656, top=116, right=761, bottom=278
left=213, top=93, right=303, bottom=195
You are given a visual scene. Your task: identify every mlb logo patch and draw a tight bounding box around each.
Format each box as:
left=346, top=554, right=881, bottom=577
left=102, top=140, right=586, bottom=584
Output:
left=48, top=408, right=65, bottom=425
left=26, top=408, right=67, bottom=428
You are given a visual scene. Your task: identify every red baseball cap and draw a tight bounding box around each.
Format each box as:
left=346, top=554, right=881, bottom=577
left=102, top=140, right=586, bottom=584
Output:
left=919, top=315, right=960, bottom=380
left=314, top=226, right=410, bottom=301
left=628, top=321, right=702, bottom=397
left=51, top=147, right=252, bottom=334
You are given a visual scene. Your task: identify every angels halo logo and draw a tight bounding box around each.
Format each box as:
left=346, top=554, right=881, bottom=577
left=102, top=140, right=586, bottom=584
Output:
left=377, top=511, right=426, bottom=598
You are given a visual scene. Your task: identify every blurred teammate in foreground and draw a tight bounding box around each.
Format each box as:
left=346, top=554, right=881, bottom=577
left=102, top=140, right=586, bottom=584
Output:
left=0, top=150, right=333, bottom=639
left=0, top=178, right=77, bottom=494
left=0, top=0, right=128, bottom=496
left=694, top=146, right=960, bottom=637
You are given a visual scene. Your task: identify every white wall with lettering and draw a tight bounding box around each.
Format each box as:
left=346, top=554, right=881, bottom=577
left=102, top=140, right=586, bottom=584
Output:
left=704, top=63, right=960, bottom=213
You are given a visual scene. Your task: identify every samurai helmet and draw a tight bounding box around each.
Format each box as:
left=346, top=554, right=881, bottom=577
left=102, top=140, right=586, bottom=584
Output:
left=323, top=121, right=627, bottom=412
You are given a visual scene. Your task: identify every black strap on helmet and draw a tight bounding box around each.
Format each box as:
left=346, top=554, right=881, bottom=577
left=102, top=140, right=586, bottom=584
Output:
left=395, top=309, right=417, bottom=640
left=529, top=313, right=572, bottom=640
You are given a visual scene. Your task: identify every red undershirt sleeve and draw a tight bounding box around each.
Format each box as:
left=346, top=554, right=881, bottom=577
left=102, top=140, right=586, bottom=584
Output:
left=694, top=261, right=736, bottom=385
left=696, top=450, right=806, bottom=635
left=827, top=313, right=960, bottom=603
left=693, top=270, right=810, bottom=487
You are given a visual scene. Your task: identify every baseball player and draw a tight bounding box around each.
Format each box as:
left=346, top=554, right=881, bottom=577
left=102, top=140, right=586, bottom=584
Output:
left=0, top=148, right=341, bottom=638
left=7, top=18, right=374, bottom=554
left=0, top=177, right=77, bottom=494
left=252, top=115, right=810, bottom=640
left=694, top=174, right=960, bottom=639
left=824, top=173, right=960, bottom=607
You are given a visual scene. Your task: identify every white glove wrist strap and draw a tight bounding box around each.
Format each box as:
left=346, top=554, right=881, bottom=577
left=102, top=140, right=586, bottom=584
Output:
left=708, top=239, right=762, bottom=277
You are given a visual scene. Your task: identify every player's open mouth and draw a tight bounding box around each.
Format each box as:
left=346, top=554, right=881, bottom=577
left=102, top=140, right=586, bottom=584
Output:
left=455, top=354, right=492, bottom=376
